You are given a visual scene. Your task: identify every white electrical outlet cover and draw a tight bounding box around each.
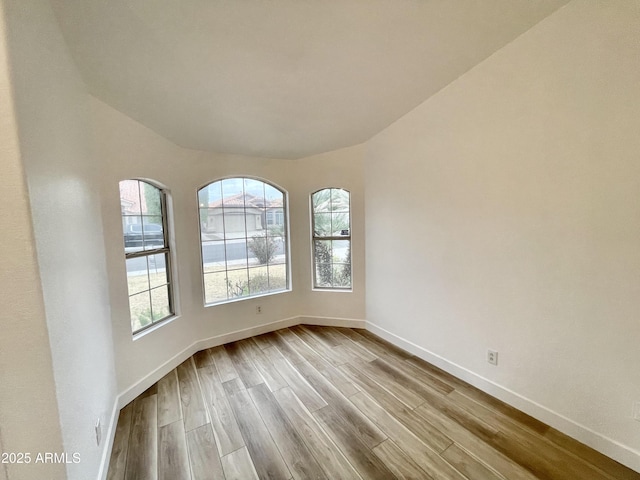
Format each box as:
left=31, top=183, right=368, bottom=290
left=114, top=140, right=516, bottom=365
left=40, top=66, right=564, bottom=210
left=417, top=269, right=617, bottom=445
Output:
left=487, top=350, right=498, bottom=366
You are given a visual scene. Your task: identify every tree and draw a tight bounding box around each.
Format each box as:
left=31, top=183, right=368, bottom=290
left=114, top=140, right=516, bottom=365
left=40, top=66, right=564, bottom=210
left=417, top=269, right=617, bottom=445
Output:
left=314, top=241, right=333, bottom=285
left=143, top=181, right=162, bottom=218
left=337, top=244, right=351, bottom=287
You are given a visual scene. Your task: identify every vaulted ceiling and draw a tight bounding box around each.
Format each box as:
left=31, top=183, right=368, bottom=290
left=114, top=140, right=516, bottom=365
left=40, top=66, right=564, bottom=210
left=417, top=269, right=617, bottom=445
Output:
left=51, top=0, right=569, bottom=159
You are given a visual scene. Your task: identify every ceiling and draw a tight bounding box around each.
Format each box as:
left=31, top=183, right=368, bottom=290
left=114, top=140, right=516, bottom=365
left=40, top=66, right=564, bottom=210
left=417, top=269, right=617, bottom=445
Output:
left=51, top=0, right=569, bottom=159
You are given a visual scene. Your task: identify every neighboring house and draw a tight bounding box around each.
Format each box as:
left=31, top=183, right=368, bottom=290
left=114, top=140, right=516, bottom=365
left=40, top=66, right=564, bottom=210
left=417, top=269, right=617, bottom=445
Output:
left=119, top=180, right=149, bottom=227
left=202, top=192, right=284, bottom=238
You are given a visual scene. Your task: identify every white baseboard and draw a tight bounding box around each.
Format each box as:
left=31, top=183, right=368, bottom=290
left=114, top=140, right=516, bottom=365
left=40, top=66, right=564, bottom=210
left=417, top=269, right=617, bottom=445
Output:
left=299, top=315, right=366, bottom=328
left=365, top=321, right=640, bottom=474
left=97, top=399, right=119, bottom=480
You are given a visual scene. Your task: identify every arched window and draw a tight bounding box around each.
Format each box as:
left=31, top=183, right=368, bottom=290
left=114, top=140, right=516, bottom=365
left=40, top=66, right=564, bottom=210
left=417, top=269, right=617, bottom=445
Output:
left=198, top=177, right=290, bottom=305
left=119, top=179, right=174, bottom=333
left=311, top=188, right=351, bottom=290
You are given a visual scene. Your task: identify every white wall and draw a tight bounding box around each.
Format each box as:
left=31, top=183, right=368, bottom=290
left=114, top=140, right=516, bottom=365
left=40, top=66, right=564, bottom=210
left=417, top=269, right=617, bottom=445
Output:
left=3, top=1, right=117, bottom=479
left=91, top=99, right=366, bottom=397
left=0, top=3, right=65, bottom=479
left=365, top=0, right=640, bottom=471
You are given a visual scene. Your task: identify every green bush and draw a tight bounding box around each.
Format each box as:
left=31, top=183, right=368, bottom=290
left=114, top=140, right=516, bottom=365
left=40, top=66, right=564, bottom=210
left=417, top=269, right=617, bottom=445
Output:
left=248, top=235, right=278, bottom=264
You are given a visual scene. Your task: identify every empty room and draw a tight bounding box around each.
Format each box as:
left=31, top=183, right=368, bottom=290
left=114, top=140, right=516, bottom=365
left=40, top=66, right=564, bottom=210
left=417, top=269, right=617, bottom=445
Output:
left=1, top=0, right=639, bottom=479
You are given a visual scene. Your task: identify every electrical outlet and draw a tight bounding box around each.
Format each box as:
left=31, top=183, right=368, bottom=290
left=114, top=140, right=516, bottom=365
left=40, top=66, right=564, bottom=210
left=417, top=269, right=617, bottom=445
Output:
left=633, top=402, right=640, bottom=422
left=95, top=418, right=102, bottom=446
left=256, top=305, right=262, bottom=314
left=487, top=350, right=498, bottom=366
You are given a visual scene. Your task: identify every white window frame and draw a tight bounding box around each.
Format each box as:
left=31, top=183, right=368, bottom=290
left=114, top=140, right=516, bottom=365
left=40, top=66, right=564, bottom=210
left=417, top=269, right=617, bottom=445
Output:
left=120, top=179, right=175, bottom=334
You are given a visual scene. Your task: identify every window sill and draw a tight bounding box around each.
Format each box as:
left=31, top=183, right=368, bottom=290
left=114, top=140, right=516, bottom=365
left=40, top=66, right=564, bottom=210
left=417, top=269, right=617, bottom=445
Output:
left=203, top=288, right=292, bottom=308
left=132, top=314, right=181, bottom=340
left=312, top=287, right=353, bottom=293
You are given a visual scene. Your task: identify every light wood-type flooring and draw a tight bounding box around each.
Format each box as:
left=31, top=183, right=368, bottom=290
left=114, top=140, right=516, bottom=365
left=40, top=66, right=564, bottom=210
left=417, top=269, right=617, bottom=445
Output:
left=107, top=326, right=640, bottom=479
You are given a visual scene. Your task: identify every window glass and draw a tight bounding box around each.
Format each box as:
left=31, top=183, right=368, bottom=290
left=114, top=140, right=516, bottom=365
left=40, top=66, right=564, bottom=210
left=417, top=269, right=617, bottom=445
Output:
left=198, top=177, right=289, bottom=305
left=120, top=179, right=174, bottom=333
left=311, top=188, right=352, bottom=290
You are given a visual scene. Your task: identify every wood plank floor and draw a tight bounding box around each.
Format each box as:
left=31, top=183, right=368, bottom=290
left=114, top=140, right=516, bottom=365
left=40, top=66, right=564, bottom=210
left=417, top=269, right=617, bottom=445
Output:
left=107, top=326, right=640, bottom=480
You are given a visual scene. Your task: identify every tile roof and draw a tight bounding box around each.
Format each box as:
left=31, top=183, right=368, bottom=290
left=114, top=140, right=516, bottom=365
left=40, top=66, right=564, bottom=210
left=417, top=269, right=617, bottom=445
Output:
left=119, top=180, right=149, bottom=214
left=208, top=192, right=282, bottom=209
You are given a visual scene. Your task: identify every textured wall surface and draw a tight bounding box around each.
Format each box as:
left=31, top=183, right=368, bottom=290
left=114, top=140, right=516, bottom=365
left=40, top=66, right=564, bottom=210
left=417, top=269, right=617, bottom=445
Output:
left=3, top=0, right=118, bottom=478
left=0, top=2, right=65, bottom=479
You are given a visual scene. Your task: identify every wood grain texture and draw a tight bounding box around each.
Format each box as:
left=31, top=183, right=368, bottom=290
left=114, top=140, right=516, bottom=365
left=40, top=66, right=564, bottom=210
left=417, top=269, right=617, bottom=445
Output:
left=447, top=389, right=542, bottom=439
left=210, top=345, right=239, bottom=383
left=107, top=326, right=640, bottom=480
left=487, top=428, right=614, bottom=480
left=356, top=330, right=414, bottom=361
left=271, top=329, right=309, bottom=364
left=197, top=364, right=245, bottom=456
left=296, top=360, right=385, bottom=449
left=277, top=327, right=323, bottom=364
left=314, top=405, right=395, bottom=480
left=339, top=362, right=453, bottom=453
left=351, top=358, right=425, bottom=408
left=157, top=370, right=181, bottom=427
left=373, top=352, right=454, bottom=396
left=221, top=447, right=259, bottom=480
left=441, top=443, right=504, bottom=480
left=223, top=378, right=291, bottom=479
left=302, top=324, right=343, bottom=347
left=107, top=402, right=134, bottom=480
left=415, top=397, right=539, bottom=480
left=125, top=395, right=158, bottom=480
left=251, top=333, right=275, bottom=350
left=273, top=387, right=362, bottom=480
left=137, top=383, right=159, bottom=399
left=304, top=353, right=360, bottom=398
left=373, top=439, right=433, bottom=480
left=370, top=357, right=444, bottom=399
left=291, top=325, right=351, bottom=366
left=158, top=420, right=190, bottom=480
left=186, top=424, right=224, bottom=480
left=249, top=384, right=327, bottom=479
left=241, top=339, right=288, bottom=392
left=544, top=427, right=640, bottom=480
left=193, top=348, right=213, bottom=369
left=413, top=386, right=500, bottom=442
left=333, top=328, right=394, bottom=360
left=176, top=358, right=209, bottom=431
left=224, top=341, right=264, bottom=388
left=447, top=391, right=615, bottom=480
left=350, top=391, right=466, bottom=480
left=263, top=346, right=327, bottom=413
left=328, top=327, right=377, bottom=362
